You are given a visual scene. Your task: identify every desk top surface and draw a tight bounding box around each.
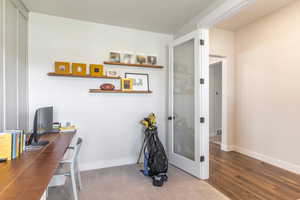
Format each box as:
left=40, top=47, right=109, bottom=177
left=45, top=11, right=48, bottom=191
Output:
left=0, top=133, right=74, bottom=200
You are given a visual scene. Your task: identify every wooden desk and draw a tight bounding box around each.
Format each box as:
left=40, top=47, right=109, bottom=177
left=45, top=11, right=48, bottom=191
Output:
left=0, top=133, right=74, bottom=200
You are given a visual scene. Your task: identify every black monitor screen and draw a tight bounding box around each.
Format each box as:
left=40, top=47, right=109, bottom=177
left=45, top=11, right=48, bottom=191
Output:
left=34, top=106, right=53, bottom=135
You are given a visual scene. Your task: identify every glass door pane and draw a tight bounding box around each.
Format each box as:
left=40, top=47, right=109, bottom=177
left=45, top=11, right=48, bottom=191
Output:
left=173, top=39, right=195, bottom=161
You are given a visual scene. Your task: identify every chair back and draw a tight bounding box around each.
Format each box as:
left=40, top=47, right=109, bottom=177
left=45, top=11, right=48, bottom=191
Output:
left=71, top=137, right=82, bottom=163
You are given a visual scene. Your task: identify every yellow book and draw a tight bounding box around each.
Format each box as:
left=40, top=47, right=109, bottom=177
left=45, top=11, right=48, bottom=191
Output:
left=0, top=133, right=12, bottom=160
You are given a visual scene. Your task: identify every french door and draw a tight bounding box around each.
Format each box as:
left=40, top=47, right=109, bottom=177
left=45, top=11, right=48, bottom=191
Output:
left=168, top=30, right=209, bottom=179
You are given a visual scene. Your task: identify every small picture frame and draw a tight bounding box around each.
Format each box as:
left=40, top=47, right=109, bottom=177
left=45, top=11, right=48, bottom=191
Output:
left=90, top=64, right=104, bottom=77
left=72, top=63, right=87, bottom=76
left=55, top=62, right=70, bottom=74
left=121, top=78, right=133, bottom=91
left=136, top=55, right=146, bottom=64
left=105, top=69, right=120, bottom=77
left=125, top=73, right=149, bottom=92
left=122, top=53, right=135, bottom=64
left=109, top=52, right=121, bottom=63
left=147, top=56, right=157, bottom=65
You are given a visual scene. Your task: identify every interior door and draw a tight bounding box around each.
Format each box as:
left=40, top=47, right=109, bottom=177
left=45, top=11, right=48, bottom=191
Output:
left=168, top=30, right=205, bottom=178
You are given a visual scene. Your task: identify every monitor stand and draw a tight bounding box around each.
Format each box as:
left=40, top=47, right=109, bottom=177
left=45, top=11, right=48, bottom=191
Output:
left=27, top=133, right=49, bottom=147
left=30, top=140, right=50, bottom=146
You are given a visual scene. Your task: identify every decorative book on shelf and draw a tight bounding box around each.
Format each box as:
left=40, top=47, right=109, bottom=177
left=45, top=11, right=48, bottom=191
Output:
left=103, top=62, right=163, bottom=69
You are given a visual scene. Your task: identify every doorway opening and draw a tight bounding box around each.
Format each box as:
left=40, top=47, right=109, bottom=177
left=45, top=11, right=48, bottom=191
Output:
left=209, top=55, right=227, bottom=151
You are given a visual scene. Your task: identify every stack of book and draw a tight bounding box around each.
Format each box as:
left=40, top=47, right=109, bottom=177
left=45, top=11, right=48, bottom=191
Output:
left=0, top=130, right=27, bottom=161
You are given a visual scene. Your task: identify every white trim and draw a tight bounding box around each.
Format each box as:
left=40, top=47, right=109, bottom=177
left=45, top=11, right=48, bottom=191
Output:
left=221, top=144, right=235, bottom=152
left=219, top=145, right=300, bottom=173
left=9, top=0, right=29, bottom=19
left=234, top=146, right=300, bottom=175
left=167, top=44, right=173, bottom=158
left=199, top=29, right=209, bottom=180
left=172, top=30, right=198, bottom=46
left=197, top=0, right=255, bottom=28
left=79, top=157, right=137, bottom=172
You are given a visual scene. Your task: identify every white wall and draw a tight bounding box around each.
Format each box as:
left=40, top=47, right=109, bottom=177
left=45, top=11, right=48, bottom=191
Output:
left=28, top=13, right=172, bottom=171
left=209, top=28, right=235, bottom=146
left=235, top=0, right=300, bottom=173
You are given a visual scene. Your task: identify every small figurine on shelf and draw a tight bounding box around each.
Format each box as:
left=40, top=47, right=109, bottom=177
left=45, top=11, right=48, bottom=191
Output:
left=100, top=83, right=115, bottom=91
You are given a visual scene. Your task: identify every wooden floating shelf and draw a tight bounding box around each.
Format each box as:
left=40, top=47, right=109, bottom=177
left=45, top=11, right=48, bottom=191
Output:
left=104, top=62, right=163, bottom=69
left=89, top=89, right=152, bottom=94
left=47, top=72, right=121, bottom=79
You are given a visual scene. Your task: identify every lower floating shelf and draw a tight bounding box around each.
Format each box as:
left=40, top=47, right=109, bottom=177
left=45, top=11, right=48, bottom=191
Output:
left=89, top=89, right=152, bottom=94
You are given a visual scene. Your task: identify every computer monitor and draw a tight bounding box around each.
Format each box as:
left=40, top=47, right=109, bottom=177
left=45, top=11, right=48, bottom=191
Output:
left=27, top=106, right=55, bottom=146
left=34, top=106, right=54, bottom=135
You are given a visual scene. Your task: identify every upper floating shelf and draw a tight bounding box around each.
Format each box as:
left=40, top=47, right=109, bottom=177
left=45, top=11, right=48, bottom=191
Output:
left=47, top=72, right=121, bottom=79
left=104, top=62, right=163, bottom=69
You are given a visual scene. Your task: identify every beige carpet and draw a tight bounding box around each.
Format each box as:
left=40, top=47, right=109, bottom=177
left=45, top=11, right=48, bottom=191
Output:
left=48, top=164, right=229, bottom=200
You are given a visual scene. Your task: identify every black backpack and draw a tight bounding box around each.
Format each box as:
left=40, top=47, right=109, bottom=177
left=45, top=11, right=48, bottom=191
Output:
left=144, top=128, right=168, bottom=176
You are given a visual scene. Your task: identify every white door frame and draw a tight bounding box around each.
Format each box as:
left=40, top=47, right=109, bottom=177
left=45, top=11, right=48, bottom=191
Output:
left=195, top=0, right=254, bottom=180
left=167, top=0, right=254, bottom=180
left=199, top=29, right=209, bottom=179
left=209, top=55, right=229, bottom=152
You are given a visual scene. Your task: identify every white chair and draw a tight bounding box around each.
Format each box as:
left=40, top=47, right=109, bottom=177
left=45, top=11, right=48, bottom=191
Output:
left=50, top=137, right=83, bottom=200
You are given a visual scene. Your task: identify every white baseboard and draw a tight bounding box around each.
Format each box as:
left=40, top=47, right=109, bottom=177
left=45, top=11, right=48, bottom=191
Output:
left=221, top=144, right=235, bottom=152
left=234, top=146, right=300, bottom=175
left=79, top=157, right=137, bottom=172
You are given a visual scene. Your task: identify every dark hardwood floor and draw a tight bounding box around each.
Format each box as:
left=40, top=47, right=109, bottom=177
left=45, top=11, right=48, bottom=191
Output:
left=207, top=143, right=300, bottom=200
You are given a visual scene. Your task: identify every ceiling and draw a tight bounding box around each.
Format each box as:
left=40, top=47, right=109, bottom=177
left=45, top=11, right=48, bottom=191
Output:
left=22, top=0, right=221, bottom=34
left=216, top=0, right=297, bottom=31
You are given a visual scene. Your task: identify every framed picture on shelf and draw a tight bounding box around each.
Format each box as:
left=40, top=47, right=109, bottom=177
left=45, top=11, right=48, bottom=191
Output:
left=121, top=78, right=133, bottom=91
left=125, top=73, right=149, bottom=91
left=72, top=63, right=87, bottom=76
left=122, top=53, right=135, bottom=64
left=109, top=52, right=121, bottom=63
left=90, top=64, right=104, bottom=77
left=55, top=61, right=70, bottom=74
left=136, top=55, right=146, bottom=64
left=105, top=68, right=120, bottom=77
left=147, top=56, right=157, bottom=65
